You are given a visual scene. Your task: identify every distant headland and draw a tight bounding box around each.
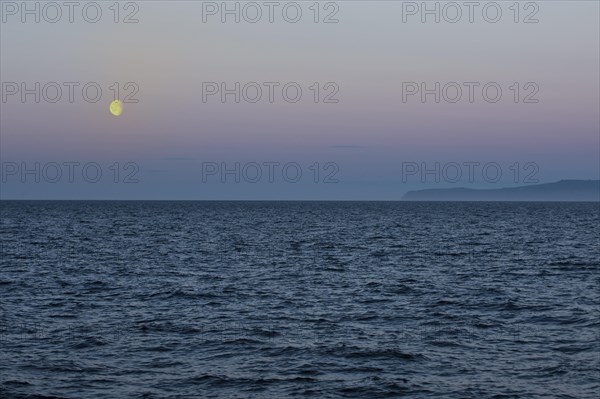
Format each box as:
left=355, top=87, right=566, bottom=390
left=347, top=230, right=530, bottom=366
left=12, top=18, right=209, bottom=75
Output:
left=402, top=180, right=600, bottom=201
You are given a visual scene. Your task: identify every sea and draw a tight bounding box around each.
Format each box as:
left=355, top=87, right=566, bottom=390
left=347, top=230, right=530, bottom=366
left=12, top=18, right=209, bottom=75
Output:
left=0, top=201, right=598, bottom=398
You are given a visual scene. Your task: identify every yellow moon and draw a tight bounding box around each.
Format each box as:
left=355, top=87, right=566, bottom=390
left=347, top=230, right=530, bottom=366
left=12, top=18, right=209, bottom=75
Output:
left=109, top=100, right=123, bottom=116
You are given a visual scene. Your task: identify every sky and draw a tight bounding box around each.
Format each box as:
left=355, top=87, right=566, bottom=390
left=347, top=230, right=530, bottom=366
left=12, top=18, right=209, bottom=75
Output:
left=1, top=0, right=599, bottom=200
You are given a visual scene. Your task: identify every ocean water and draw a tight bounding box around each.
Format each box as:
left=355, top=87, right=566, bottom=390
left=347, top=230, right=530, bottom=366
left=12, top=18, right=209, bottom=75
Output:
left=0, top=201, right=598, bottom=398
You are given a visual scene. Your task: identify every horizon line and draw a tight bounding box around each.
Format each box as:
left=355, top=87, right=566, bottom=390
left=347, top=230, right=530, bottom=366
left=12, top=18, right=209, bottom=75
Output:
left=1, top=199, right=599, bottom=203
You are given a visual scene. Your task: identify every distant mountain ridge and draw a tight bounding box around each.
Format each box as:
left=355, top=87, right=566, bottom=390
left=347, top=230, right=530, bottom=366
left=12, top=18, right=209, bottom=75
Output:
left=402, top=180, right=600, bottom=201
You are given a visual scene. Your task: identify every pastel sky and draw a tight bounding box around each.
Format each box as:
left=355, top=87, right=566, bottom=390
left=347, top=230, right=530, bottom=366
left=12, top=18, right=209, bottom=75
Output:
left=1, top=1, right=598, bottom=199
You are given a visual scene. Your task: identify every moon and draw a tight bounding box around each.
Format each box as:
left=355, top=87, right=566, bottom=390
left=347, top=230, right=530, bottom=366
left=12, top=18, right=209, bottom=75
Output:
left=109, top=100, right=123, bottom=116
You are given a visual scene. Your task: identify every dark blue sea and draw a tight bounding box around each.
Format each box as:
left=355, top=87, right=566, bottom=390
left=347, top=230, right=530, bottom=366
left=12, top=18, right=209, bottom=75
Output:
left=1, top=201, right=598, bottom=398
